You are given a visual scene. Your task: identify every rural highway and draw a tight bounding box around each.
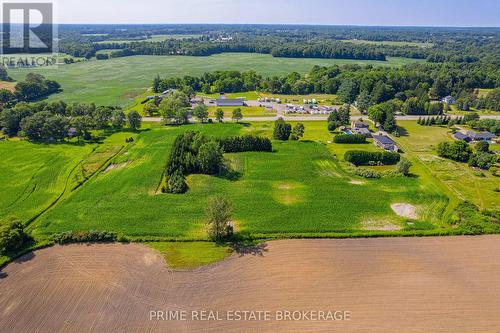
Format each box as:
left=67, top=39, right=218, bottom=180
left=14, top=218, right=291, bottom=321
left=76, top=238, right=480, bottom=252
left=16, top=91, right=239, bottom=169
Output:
left=143, top=114, right=500, bottom=123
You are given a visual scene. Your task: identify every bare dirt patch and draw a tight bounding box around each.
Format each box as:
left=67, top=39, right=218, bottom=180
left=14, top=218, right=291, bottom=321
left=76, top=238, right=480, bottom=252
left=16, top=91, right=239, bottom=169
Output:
left=272, top=182, right=305, bottom=206
left=350, top=180, right=365, bottom=185
left=105, top=162, right=130, bottom=172
left=2, top=237, right=500, bottom=332
left=0, top=81, right=16, bottom=92
left=391, top=203, right=418, bottom=219
left=362, top=218, right=402, bottom=231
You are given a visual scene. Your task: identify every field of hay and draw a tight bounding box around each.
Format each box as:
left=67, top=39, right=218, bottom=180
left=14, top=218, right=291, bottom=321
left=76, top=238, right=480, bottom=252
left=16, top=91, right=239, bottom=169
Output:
left=7, top=53, right=423, bottom=107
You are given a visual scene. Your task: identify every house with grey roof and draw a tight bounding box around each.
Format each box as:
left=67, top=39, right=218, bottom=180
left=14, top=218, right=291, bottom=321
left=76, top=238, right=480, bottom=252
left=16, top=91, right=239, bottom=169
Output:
left=373, top=135, right=400, bottom=152
left=466, top=131, right=496, bottom=142
left=453, top=132, right=471, bottom=142
left=442, top=96, right=456, bottom=105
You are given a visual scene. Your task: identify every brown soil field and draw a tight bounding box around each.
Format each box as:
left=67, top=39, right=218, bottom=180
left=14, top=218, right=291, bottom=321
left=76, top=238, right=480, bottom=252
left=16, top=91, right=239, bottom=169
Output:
left=2, top=236, right=500, bottom=332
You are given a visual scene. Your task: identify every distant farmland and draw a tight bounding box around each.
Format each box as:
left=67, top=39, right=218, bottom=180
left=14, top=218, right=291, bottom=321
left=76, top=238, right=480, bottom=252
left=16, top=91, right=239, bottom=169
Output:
left=7, top=53, right=424, bottom=106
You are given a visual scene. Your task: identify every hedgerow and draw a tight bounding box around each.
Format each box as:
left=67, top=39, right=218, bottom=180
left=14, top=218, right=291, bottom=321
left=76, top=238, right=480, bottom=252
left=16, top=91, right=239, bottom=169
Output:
left=217, top=135, right=272, bottom=153
left=52, top=230, right=119, bottom=244
left=345, top=150, right=401, bottom=166
left=334, top=134, right=367, bottom=144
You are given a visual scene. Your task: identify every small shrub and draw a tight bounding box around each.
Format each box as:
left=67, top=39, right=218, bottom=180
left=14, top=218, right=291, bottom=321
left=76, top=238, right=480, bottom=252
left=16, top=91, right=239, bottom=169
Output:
left=395, top=159, right=412, bottom=176
left=354, top=168, right=381, bottom=179
left=0, top=219, right=31, bottom=254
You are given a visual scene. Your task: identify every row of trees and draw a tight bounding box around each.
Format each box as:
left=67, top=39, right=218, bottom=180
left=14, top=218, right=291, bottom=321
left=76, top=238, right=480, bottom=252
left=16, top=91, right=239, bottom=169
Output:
left=0, top=100, right=141, bottom=141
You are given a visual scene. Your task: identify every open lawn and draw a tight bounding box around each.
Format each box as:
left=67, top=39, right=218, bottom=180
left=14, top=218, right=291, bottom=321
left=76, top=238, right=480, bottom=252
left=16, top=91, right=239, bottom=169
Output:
left=147, top=242, right=231, bottom=269
left=7, top=53, right=424, bottom=107
left=26, top=122, right=448, bottom=239
left=396, top=121, right=499, bottom=210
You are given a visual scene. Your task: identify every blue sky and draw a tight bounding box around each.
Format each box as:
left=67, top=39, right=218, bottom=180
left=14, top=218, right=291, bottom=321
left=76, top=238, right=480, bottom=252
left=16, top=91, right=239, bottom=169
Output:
left=56, top=0, right=500, bottom=26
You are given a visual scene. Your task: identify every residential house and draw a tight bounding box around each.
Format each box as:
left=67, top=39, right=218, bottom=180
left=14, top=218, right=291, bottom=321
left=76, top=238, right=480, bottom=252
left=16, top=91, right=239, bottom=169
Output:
left=466, top=131, right=496, bottom=142
left=442, top=96, right=456, bottom=105
left=453, top=132, right=471, bottom=142
left=373, top=135, right=400, bottom=152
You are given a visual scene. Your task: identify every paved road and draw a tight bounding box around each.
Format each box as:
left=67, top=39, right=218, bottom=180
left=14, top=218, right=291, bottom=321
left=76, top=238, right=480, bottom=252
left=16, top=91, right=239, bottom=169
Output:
left=143, top=114, right=500, bottom=123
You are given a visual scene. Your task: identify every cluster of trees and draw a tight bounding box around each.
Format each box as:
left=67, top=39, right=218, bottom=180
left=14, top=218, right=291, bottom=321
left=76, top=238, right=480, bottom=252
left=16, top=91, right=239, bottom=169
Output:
left=367, top=101, right=397, bottom=133
left=0, top=219, right=31, bottom=255
left=334, top=134, right=367, bottom=144
left=273, top=119, right=305, bottom=141
left=345, top=150, right=401, bottom=166
left=454, top=88, right=500, bottom=112
left=0, top=101, right=139, bottom=141
left=0, top=73, right=61, bottom=107
left=468, top=119, right=500, bottom=135
left=157, top=90, right=192, bottom=125
left=164, top=131, right=272, bottom=194
left=327, top=105, right=351, bottom=131
left=437, top=140, right=498, bottom=171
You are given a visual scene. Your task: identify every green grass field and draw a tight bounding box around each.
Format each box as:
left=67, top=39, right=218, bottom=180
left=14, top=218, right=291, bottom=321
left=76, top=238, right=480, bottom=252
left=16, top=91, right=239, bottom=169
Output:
left=147, top=242, right=231, bottom=269
left=16, top=122, right=448, bottom=240
left=7, top=53, right=424, bottom=107
left=96, top=34, right=203, bottom=44
left=0, top=141, right=91, bottom=223
left=396, top=121, right=499, bottom=210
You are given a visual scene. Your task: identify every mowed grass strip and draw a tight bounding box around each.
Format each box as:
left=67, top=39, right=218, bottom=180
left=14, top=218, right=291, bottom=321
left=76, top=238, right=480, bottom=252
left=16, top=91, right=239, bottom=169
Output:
left=146, top=242, right=232, bottom=269
left=396, top=121, right=499, bottom=210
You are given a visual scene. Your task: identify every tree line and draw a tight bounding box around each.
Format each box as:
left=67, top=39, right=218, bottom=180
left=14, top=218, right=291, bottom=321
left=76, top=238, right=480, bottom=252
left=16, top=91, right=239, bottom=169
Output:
left=153, top=62, right=499, bottom=110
